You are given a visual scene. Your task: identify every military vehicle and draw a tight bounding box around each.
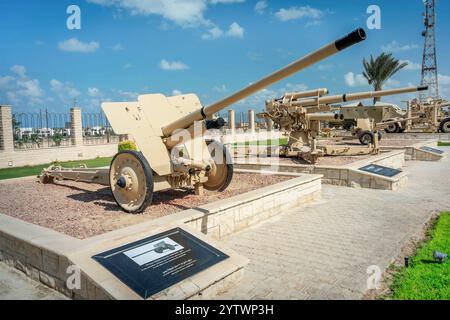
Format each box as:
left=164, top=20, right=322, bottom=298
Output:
left=39, top=28, right=367, bottom=213
left=337, top=91, right=448, bottom=133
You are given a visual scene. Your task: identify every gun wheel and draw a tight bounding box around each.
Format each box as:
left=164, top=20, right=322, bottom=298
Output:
left=359, top=131, right=374, bottom=145
left=203, top=140, right=233, bottom=192
left=439, top=118, right=450, bottom=133
left=109, top=151, right=154, bottom=214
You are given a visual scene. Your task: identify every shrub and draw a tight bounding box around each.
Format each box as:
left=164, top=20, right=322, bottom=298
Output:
left=118, top=140, right=137, bottom=152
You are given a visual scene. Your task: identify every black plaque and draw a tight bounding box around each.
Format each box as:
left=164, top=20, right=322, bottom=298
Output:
left=359, top=164, right=402, bottom=177
left=93, top=228, right=229, bottom=299
left=420, top=146, right=445, bottom=154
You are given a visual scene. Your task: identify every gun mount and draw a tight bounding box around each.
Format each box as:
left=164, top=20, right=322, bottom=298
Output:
left=39, top=28, right=367, bottom=213
left=258, top=86, right=427, bottom=163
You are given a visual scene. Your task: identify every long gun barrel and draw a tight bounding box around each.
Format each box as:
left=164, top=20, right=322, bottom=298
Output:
left=289, top=86, right=428, bottom=108
left=161, top=28, right=367, bottom=137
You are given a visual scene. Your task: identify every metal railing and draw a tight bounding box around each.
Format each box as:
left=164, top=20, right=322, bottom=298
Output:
left=12, top=109, right=121, bottom=149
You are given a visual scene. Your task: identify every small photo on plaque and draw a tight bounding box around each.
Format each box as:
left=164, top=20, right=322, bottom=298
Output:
left=93, top=228, right=229, bottom=299
left=420, top=146, right=445, bottom=154
left=359, top=164, right=402, bottom=177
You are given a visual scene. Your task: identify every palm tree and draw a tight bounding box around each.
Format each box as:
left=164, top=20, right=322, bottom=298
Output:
left=362, top=52, right=408, bottom=103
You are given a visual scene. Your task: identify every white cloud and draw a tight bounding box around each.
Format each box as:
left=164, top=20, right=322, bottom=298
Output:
left=160, top=59, right=189, bottom=71
left=381, top=41, right=419, bottom=52
left=202, top=22, right=244, bottom=40
left=213, top=84, right=227, bottom=92
left=201, top=26, right=224, bottom=40
left=399, top=60, right=421, bottom=71
left=50, top=79, right=81, bottom=99
left=344, top=72, right=367, bottom=87
left=87, top=0, right=209, bottom=27
left=0, top=76, right=14, bottom=88
left=385, top=78, right=401, bottom=88
left=87, top=87, right=102, bottom=97
left=254, top=0, right=267, bottom=15
left=0, top=66, right=44, bottom=106
left=123, top=63, right=133, bottom=69
left=275, top=6, right=323, bottom=21
left=236, top=83, right=309, bottom=107
left=438, top=74, right=450, bottom=85
left=118, top=90, right=139, bottom=100
left=58, top=38, right=100, bottom=53
left=11, top=65, right=27, bottom=78
left=111, top=43, right=124, bottom=51
left=209, top=0, right=245, bottom=4
left=227, top=22, right=244, bottom=38
left=172, top=89, right=182, bottom=95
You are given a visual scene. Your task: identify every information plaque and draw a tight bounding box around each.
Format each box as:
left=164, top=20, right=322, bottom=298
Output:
left=359, top=164, right=402, bottom=177
left=93, top=228, right=229, bottom=299
left=420, top=146, right=445, bottom=154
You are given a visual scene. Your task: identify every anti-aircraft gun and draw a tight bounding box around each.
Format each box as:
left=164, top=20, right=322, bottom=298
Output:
left=39, top=28, right=367, bottom=213
left=405, top=98, right=450, bottom=133
left=258, top=86, right=427, bottom=163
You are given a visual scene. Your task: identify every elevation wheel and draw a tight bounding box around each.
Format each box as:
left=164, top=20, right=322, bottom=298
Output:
left=109, top=151, right=154, bottom=214
left=439, top=118, right=450, bottom=133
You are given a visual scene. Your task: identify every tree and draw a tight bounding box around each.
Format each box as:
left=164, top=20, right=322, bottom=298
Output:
left=362, top=52, right=408, bottom=103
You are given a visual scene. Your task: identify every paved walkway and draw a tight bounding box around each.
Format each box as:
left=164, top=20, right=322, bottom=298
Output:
left=0, top=263, right=66, bottom=300
left=0, top=147, right=448, bottom=300
left=217, top=147, right=450, bottom=299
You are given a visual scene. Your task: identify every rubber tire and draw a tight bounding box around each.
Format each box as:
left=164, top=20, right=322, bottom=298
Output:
left=439, top=118, right=450, bottom=133
left=343, top=120, right=357, bottom=131
left=204, top=140, right=234, bottom=192
left=109, top=150, right=154, bottom=214
left=359, top=131, right=375, bottom=145
left=384, top=122, right=400, bottom=134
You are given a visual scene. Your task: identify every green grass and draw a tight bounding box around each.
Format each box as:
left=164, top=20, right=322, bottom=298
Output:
left=233, top=138, right=288, bottom=147
left=437, top=141, right=450, bottom=147
left=390, top=212, right=450, bottom=300
left=0, top=157, right=113, bottom=181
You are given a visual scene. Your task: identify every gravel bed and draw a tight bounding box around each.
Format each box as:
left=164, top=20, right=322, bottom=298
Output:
left=0, top=173, right=291, bottom=239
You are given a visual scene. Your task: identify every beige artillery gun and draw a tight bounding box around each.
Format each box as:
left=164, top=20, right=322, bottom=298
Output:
left=404, top=98, right=450, bottom=133
left=38, top=28, right=367, bottom=213
left=258, top=86, right=427, bottom=163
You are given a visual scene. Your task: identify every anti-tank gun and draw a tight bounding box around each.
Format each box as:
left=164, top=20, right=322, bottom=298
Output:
left=39, top=28, right=367, bottom=213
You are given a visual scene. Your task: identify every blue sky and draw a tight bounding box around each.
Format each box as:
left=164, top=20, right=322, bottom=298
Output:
left=0, top=0, right=449, bottom=114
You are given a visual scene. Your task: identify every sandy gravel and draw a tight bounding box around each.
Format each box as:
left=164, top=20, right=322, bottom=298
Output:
left=0, top=173, right=291, bottom=239
left=236, top=154, right=372, bottom=166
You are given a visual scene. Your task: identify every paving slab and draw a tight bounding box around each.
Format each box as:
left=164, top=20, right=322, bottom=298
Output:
left=217, top=146, right=450, bottom=299
left=0, top=262, right=66, bottom=300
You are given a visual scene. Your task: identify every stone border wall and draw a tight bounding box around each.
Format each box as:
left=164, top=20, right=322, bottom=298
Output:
left=0, top=173, right=321, bottom=299
left=235, top=150, right=407, bottom=191
left=184, top=174, right=321, bottom=239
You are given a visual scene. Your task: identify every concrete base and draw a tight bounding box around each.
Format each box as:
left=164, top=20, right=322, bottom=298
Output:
left=381, top=140, right=446, bottom=162
left=235, top=150, right=407, bottom=191
left=0, top=173, right=321, bottom=299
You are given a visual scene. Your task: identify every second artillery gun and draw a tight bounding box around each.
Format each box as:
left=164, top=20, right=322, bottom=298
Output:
left=258, top=86, right=427, bottom=163
left=38, top=28, right=367, bottom=213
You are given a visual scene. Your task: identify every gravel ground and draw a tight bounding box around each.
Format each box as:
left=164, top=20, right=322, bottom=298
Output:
left=0, top=173, right=291, bottom=239
left=236, top=154, right=372, bottom=166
